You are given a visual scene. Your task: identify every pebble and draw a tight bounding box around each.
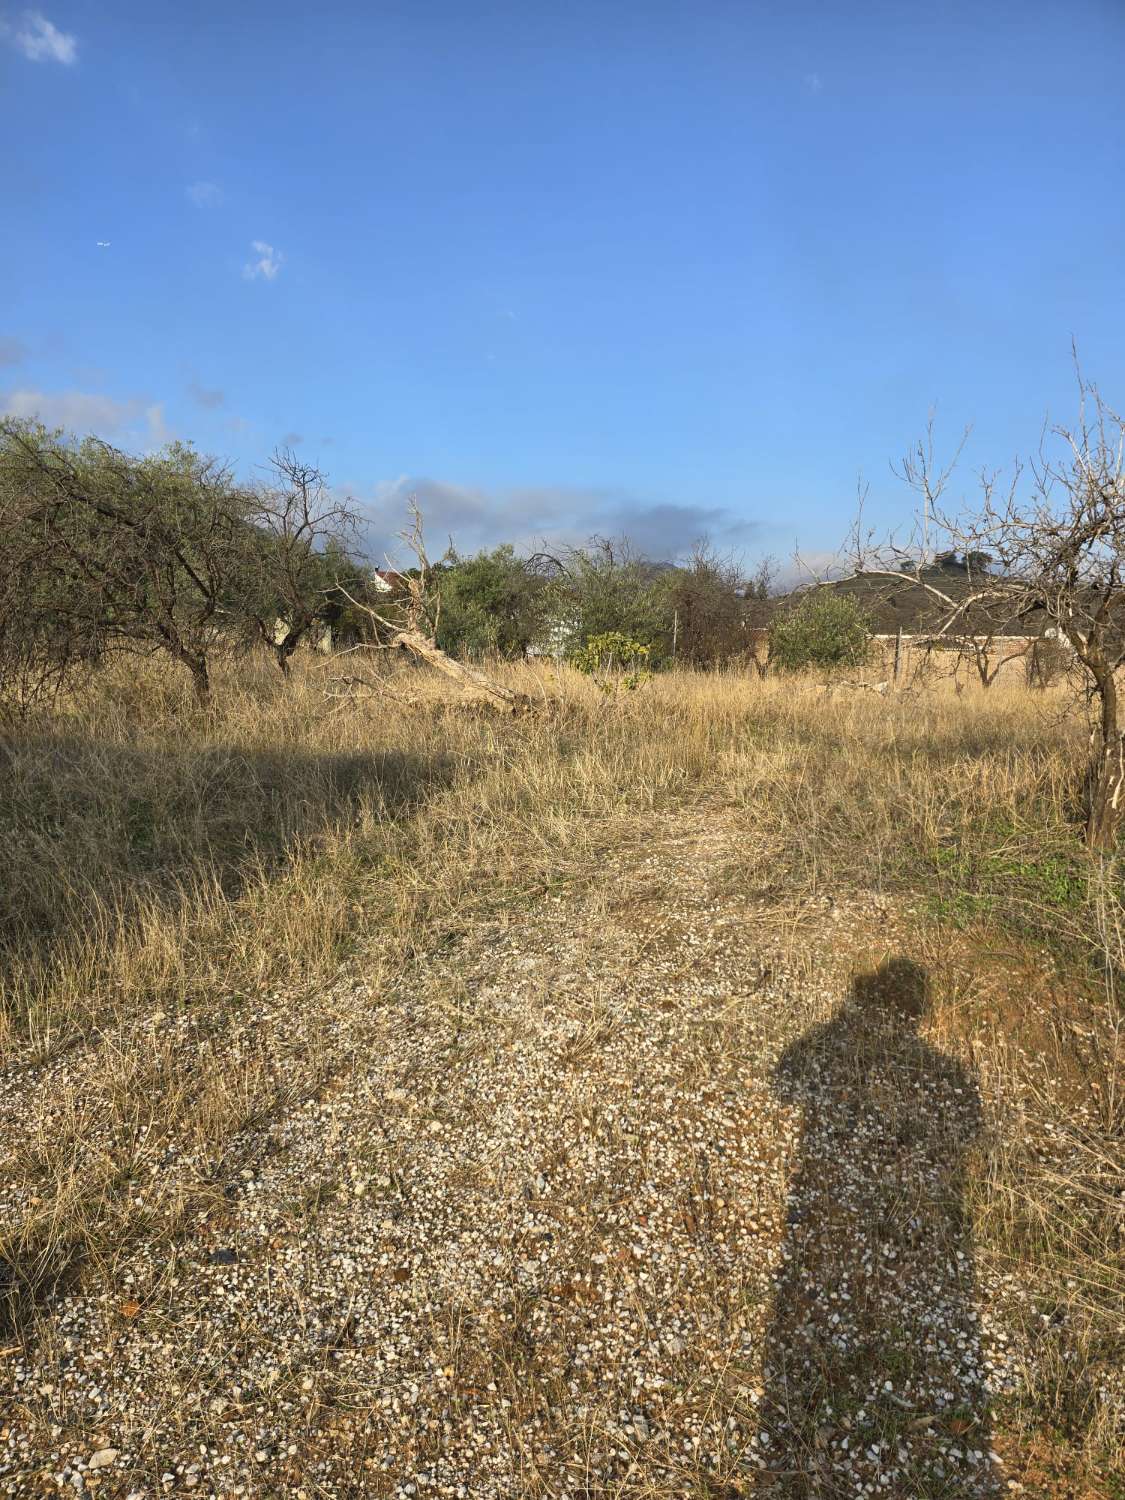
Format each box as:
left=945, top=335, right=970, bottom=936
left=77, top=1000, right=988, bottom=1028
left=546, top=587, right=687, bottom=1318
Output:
left=0, top=816, right=1110, bottom=1497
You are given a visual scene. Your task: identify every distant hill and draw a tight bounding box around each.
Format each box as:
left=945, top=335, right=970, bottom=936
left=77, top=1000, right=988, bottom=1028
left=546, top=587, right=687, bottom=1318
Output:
left=760, top=554, right=1048, bottom=638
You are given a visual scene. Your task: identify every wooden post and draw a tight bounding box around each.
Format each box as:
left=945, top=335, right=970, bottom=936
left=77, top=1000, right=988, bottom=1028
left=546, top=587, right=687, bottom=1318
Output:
left=893, top=626, right=903, bottom=687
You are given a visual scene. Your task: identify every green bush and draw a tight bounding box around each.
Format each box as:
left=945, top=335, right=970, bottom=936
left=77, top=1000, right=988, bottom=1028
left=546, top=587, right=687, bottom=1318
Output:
left=571, top=631, right=651, bottom=691
left=433, top=544, right=548, bottom=659
left=768, top=590, right=871, bottom=671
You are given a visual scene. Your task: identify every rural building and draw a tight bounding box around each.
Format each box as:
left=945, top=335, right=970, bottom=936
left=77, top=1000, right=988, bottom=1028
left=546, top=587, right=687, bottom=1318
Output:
left=746, top=555, right=1064, bottom=683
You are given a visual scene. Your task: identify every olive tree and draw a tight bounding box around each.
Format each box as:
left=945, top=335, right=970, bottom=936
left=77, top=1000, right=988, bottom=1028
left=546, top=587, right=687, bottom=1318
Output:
left=768, top=590, right=872, bottom=671
left=535, top=538, right=671, bottom=659
left=432, top=543, right=549, bottom=659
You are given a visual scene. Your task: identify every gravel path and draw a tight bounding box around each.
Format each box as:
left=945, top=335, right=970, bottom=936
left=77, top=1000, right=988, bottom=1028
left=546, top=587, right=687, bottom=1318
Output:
left=1, top=815, right=1030, bottom=1497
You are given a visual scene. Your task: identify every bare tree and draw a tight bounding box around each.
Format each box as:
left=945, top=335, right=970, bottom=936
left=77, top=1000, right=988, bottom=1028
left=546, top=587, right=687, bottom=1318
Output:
left=338, top=500, right=524, bottom=709
left=851, top=385, right=1125, bottom=849
left=914, top=591, right=1034, bottom=689
left=244, top=449, right=362, bottom=674
left=661, top=540, right=749, bottom=666
left=746, top=555, right=778, bottom=603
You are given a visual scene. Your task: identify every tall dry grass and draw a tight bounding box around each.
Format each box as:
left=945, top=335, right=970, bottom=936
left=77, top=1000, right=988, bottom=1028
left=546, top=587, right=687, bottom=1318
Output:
left=1, top=655, right=1090, bottom=1056
left=0, top=651, right=1120, bottom=1481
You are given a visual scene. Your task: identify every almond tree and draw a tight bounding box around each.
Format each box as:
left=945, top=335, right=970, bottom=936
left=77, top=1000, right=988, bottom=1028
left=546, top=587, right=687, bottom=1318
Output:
left=242, top=449, right=362, bottom=674
left=0, top=475, right=99, bottom=717
left=0, top=421, right=253, bottom=707
left=853, top=386, right=1125, bottom=849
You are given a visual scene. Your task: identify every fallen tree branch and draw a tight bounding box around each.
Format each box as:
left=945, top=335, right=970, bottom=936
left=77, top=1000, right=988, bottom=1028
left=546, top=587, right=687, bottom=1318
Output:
left=389, top=629, right=522, bottom=707
left=821, top=679, right=890, bottom=696
left=333, top=503, right=537, bottom=711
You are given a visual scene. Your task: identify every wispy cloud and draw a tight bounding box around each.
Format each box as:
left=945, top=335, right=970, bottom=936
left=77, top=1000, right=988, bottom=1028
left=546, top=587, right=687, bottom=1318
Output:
left=186, top=180, right=222, bottom=208
left=242, top=240, right=282, bottom=281
left=3, top=10, right=77, bottom=64
left=1, top=388, right=140, bottom=432
left=802, top=71, right=823, bottom=94
left=774, top=547, right=845, bottom=590
left=280, top=431, right=304, bottom=447
left=0, top=336, right=28, bottom=368
left=144, top=403, right=171, bottom=445
left=362, top=476, right=761, bottom=562
left=1, top=388, right=172, bottom=447
left=187, top=380, right=225, bottom=410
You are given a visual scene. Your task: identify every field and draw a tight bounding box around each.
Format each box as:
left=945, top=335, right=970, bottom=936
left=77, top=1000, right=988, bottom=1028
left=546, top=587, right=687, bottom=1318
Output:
left=0, top=654, right=1121, bottom=1497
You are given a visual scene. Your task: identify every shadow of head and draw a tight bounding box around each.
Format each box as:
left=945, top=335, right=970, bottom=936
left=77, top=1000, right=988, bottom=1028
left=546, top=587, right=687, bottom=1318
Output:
left=850, top=956, right=931, bottom=1028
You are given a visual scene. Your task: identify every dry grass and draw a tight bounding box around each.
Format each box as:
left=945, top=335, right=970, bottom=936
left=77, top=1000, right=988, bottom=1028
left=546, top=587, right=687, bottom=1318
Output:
left=0, top=654, right=1090, bottom=1051
left=0, top=652, right=1121, bottom=1494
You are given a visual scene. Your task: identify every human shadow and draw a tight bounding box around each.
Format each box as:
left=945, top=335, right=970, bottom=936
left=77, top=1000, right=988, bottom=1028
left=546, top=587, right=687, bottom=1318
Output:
left=758, top=958, right=998, bottom=1497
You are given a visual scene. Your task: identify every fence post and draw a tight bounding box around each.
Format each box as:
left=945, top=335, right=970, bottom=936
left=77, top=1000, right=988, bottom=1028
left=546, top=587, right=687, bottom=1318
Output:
left=893, top=626, right=903, bottom=687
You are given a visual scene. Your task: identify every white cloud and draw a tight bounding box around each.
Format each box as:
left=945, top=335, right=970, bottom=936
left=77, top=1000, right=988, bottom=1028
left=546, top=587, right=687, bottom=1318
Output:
left=774, top=547, right=846, bottom=590
left=186, top=180, right=222, bottom=208
left=1, top=388, right=174, bottom=447
left=1, top=388, right=140, bottom=432
left=4, top=11, right=78, bottom=64
left=242, top=240, right=282, bottom=281
left=145, top=404, right=171, bottom=445
left=803, top=71, right=823, bottom=94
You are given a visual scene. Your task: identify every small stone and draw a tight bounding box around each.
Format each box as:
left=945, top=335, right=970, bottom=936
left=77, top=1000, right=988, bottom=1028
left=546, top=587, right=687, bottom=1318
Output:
left=88, top=1449, right=118, bottom=1470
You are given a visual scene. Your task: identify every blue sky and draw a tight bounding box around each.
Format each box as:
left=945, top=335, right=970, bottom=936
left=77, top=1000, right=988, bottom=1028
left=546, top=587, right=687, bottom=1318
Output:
left=3, top=0, right=1124, bottom=570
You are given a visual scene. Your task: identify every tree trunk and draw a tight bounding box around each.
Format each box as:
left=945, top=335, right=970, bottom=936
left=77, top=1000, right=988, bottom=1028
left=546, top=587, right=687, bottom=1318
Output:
left=1087, top=733, right=1125, bottom=850
left=272, top=614, right=314, bottom=676
left=187, top=654, right=211, bottom=709
left=274, top=631, right=299, bottom=676
left=1085, top=665, right=1124, bottom=851
left=392, top=629, right=521, bottom=707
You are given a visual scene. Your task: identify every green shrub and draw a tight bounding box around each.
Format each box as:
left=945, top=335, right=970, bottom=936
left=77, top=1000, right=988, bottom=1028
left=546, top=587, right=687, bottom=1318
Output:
left=768, top=590, right=871, bottom=671
left=571, top=631, right=651, bottom=691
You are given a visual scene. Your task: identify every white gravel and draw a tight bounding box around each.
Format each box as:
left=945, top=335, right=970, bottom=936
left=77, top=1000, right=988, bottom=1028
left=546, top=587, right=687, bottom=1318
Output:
left=0, top=820, right=1035, bottom=1497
